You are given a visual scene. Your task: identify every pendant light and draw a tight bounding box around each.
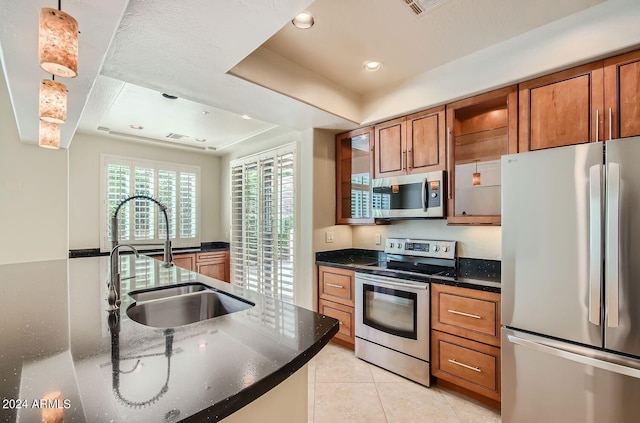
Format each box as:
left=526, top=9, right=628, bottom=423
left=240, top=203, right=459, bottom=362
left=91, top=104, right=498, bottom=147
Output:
left=39, top=120, right=61, bottom=150
left=472, top=160, right=481, bottom=186
left=38, top=3, right=78, bottom=78
left=39, top=78, right=67, bottom=123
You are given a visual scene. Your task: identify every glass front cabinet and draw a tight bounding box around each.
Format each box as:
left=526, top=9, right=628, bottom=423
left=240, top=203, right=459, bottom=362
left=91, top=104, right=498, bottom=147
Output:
left=446, top=86, right=518, bottom=225
left=336, top=127, right=375, bottom=224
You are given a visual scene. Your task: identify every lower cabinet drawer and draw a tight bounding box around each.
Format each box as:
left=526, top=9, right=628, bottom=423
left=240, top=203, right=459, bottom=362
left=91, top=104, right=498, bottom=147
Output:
left=319, top=299, right=354, bottom=345
left=431, top=330, right=501, bottom=401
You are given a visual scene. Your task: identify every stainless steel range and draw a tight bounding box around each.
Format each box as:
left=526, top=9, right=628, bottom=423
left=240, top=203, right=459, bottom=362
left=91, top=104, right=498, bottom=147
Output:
left=355, top=238, right=456, bottom=386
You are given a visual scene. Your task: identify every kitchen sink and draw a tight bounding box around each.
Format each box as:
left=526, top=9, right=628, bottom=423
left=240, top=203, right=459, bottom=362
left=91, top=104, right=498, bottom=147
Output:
left=126, top=284, right=254, bottom=328
left=128, top=282, right=208, bottom=302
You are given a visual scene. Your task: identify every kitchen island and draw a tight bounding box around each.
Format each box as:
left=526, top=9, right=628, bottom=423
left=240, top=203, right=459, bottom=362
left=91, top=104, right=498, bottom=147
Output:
left=0, top=255, right=338, bottom=422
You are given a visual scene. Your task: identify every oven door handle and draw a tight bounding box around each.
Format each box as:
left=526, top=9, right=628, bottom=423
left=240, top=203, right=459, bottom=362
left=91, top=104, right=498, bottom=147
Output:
left=356, top=274, right=428, bottom=291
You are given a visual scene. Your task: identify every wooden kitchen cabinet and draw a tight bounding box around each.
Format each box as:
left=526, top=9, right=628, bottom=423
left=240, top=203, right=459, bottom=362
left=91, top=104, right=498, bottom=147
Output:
left=374, top=117, right=406, bottom=177
left=446, top=86, right=518, bottom=225
left=318, top=265, right=355, bottom=348
left=153, top=251, right=230, bottom=281
left=335, top=127, right=375, bottom=224
left=319, top=299, right=354, bottom=346
left=520, top=49, right=640, bottom=150
left=196, top=251, right=230, bottom=282
left=373, top=106, right=446, bottom=178
left=519, top=61, right=604, bottom=151
left=604, top=49, right=640, bottom=140
left=431, top=283, right=501, bottom=405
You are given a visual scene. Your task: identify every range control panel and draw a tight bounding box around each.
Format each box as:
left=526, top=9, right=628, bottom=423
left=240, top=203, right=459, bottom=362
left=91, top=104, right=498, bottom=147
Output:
left=384, top=238, right=456, bottom=260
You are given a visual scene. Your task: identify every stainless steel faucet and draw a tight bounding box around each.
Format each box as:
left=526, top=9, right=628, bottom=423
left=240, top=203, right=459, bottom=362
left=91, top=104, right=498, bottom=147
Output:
left=107, top=244, right=140, bottom=311
left=111, top=195, right=174, bottom=268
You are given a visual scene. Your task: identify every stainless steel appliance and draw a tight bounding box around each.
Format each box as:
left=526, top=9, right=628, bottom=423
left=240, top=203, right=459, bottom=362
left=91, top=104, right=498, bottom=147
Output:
left=501, top=136, right=640, bottom=422
left=355, top=238, right=456, bottom=386
left=372, top=171, right=446, bottom=219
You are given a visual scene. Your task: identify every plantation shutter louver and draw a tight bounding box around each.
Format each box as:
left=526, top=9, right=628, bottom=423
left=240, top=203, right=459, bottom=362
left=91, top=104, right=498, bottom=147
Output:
left=101, top=155, right=200, bottom=251
left=230, top=144, right=296, bottom=304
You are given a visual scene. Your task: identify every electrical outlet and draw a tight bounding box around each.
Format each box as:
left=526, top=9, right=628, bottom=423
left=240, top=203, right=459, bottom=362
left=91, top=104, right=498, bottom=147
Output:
left=325, top=231, right=334, bottom=243
left=375, top=233, right=382, bottom=245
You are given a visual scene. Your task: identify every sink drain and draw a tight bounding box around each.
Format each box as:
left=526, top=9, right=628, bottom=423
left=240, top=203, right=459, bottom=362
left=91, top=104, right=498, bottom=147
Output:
left=164, top=409, right=180, bottom=421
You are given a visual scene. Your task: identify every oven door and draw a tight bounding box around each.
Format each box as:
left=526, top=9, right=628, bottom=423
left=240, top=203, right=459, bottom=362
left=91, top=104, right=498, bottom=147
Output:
left=372, top=171, right=444, bottom=219
left=355, top=273, right=429, bottom=361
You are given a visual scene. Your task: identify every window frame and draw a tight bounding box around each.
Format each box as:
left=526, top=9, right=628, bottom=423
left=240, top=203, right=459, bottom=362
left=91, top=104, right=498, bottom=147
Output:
left=100, top=154, right=201, bottom=252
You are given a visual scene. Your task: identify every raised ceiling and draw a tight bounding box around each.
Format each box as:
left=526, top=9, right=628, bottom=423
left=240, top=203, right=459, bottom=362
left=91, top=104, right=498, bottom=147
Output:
left=259, top=0, right=604, bottom=95
left=0, top=0, right=621, bottom=153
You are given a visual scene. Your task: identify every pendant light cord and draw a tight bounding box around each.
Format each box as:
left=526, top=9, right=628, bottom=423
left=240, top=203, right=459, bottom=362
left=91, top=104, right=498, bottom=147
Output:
left=58, top=0, right=61, bottom=11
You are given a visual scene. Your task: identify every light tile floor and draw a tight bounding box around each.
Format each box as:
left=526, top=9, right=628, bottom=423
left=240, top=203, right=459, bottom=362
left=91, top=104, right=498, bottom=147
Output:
left=308, top=342, right=502, bottom=423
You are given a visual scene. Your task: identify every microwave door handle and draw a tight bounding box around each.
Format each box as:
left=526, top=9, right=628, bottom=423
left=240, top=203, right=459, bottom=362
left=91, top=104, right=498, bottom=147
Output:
left=422, top=177, right=428, bottom=212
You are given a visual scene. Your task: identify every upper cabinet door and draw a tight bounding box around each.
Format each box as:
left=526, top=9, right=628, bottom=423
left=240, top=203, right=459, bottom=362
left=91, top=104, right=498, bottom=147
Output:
left=519, top=62, right=604, bottom=151
left=604, top=49, right=640, bottom=140
left=446, top=86, right=518, bottom=225
left=335, top=127, right=375, bottom=225
left=374, top=117, right=406, bottom=178
left=406, top=106, right=446, bottom=174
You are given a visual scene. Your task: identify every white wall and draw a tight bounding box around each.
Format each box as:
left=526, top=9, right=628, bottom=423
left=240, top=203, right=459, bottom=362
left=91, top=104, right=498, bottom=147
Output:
left=68, top=133, right=222, bottom=249
left=0, top=67, right=68, bottom=265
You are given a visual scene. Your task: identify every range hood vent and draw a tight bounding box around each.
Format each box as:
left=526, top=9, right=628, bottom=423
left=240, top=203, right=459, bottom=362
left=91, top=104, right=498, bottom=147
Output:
left=402, top=0, right=450, bottom=16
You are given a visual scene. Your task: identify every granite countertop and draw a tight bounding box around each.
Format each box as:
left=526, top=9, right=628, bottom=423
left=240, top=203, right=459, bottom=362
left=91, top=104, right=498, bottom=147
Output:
left=68, top=241, right=230, bottom=258
left=0, top=256, right=338, bottom=422
left=316, top=248, right=501, bottom=292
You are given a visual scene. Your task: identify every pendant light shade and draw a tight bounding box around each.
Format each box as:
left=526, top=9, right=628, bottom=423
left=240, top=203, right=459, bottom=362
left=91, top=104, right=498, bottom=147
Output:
left=39, top=120, right=61, bottom=149
left=39, top=79, right=67, bottom=123
left=39, top=8, right=78, bottom=78
left=472, top=160, right=481, bottom=186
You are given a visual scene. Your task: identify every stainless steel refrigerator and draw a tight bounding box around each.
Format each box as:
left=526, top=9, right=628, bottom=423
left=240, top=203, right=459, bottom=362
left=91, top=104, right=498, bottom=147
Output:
left=501, top=136, right=640, bottom=422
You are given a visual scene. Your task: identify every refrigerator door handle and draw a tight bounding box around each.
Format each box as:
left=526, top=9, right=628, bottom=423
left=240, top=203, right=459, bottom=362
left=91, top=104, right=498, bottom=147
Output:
left=606, top=162, right=621, bottom=327
left=589, top=165, right=602, bottom=325
left=507, top=334, right=640, bottom=379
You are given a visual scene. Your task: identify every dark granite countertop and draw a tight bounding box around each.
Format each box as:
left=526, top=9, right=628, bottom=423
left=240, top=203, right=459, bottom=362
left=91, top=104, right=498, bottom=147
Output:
left=0, top=256, right=338, bottom=422
left=69, top=241, right=230, bottom=258
left=316, top=249, right=501, bottom=293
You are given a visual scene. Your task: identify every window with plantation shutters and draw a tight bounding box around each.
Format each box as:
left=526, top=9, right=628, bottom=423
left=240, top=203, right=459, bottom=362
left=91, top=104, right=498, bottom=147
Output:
left=100, top=155, right=200, bottom=252
left=230, top=144, right=296, bottom=304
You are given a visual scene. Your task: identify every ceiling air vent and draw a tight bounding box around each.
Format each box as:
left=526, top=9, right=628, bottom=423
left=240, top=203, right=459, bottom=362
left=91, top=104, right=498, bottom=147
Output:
left=402, top=0, right=450, bottom=16
left=166, top=132, right=188, bottom=140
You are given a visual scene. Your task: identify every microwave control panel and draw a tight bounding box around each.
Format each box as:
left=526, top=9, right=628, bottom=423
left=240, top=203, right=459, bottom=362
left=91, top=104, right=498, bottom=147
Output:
left=426, top=180, right=442, bottom=208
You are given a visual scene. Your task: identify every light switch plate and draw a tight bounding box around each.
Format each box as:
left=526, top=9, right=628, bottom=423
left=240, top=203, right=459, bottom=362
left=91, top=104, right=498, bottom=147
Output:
left=375, top=234, right=382, bottom=245
left=325, top=231, right=334, bottom=243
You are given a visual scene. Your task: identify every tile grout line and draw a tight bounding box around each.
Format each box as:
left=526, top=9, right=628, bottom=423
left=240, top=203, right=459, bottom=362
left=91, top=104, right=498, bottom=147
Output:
left=370, top=364, right=390, bottom=423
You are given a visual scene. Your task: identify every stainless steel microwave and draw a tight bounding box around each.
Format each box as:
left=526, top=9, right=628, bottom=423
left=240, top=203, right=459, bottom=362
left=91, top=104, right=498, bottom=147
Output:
left=372, top=170, right=446, bottom=219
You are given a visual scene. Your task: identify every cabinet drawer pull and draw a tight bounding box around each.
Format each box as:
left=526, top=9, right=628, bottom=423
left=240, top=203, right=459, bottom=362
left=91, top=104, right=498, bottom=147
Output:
left=448, top=359, right=481, bottom=372
left=326, top=283, right=344, bottom=289
left=447, top=309, right=481, bottom=319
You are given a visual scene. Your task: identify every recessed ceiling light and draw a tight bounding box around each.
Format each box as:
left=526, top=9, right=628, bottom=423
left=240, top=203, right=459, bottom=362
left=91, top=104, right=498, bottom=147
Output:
left=202, top=111, right=210, bottom=115
left=363, top=61, right=383, bottom=72
left=130, top=124, right=143, bottom=130
left=240, top=114, right=253, bottom=120
left=195, top=138, right=206, bottom=142
left=292, top=11, right=314, bottom=29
